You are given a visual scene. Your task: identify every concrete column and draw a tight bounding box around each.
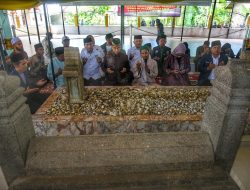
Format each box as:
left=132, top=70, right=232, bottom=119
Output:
left=201, top=59, right=250, bottom=172
left=0, top=72, right=35, bottom=185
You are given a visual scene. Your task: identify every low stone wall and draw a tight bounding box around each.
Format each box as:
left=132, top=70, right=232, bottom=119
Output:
left=32, top=85, right=250, bottom=136
left=32, top=86, right=208, bottom=136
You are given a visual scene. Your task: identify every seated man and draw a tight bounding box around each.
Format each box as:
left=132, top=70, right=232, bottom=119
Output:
left=29, top=43, right=47, bottom=85
left=42, top=32, right=55, bottom=64
left=81, top=37, right=103, bottom=86
left=86, top=35, right=105, bottom=58
left=194, top=41, right=210, bottom=72
left=9, top=37, right=29, bottom=74
left=221, top=43, right=235, bottom=58
left=62, top=36, right=70, bottom=48
left=127, top=35, right=143, bottom=69
left=151, top=34, right=171, bottom=77
left=10, top=53, right=47, bottom=114
left=198, top=40, right=228, bottom=86
left=102, top=38, right=130, bottom=86
left=101, top=33, right=114, bottom=55
left=47, top=47, right=65, bottom=87
left=0, top=50, right=12, bottom=73
left=132, top=45, right=158, bottom=86
left=183, top=42, right=190, bottom=58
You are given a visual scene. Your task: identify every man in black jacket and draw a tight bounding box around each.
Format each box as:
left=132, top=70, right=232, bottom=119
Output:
left=10, top=53, right=47, bottom=113
left=151, top=34, right=171, bottom=77
left=198, top=40, right=228, bottom=86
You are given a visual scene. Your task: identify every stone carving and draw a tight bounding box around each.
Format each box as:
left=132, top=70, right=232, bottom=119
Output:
left=63, top=47, right=85, bottom=103
left=0, top=71, right=35, bottom=185
left=201, top=58, right=250, bottom=171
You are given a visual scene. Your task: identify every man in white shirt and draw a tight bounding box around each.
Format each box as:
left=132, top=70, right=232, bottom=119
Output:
left=86, top=35, right=105, bottom=59
left=127, top=35, right=143, bottom=69
left=81, top=37, right=103, bottom=86
left=198, top=40, right=228, bottom=86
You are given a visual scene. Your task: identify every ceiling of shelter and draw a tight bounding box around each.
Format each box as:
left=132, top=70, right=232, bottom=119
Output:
left=56, top=0, right=212, bottom=6
left=0, top=0, right=247, bottom=10
left=0, top=0, right=211, bottom=10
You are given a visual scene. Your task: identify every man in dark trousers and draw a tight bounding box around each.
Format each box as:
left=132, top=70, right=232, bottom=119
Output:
left=151, top=34, right=171, bottom=77
left=198, top=40, right=228, bottom=86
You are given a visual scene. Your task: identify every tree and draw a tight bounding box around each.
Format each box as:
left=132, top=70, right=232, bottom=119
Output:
left=65, top=6, right=110, bottom=25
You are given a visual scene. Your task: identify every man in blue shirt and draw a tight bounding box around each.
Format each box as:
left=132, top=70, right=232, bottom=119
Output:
left=81, top=37, right=103, bottom=86
left=47, top=47, right=65, bottom=87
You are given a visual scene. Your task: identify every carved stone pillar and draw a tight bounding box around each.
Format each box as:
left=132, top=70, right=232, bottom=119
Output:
left=63, top=47, right=85, bottom=103
left=0, top=72, right=35, bottom=185
left=201, top=59, right=250, bottom=171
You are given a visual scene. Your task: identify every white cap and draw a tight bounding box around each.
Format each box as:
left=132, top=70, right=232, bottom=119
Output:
left=11, top=37, right=21, bottom=45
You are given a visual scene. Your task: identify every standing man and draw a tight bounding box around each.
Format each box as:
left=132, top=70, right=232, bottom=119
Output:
left=101, top=33, right=114, bottom=56
left=62, top=36, right=70, bottom=48
left=102, top=38, right=130, bottom=86
left=198, top=40, right=228, bottom=86
left=156, top=19, right=164, bottom=45
left=29, top=43, right=47, bottom=85
left=132, top=45, right=158, bottom=86
left=81, top=37, right=103, bottom=86
left=47, top=47, right=65, bottom=87
left=151, top=34, right=171, bottom=77
left=42, top=32, right=55, bottom=64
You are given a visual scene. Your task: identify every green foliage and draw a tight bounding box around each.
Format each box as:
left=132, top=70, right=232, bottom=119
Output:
left=65, top=6, right=110, bottom=25
left=63, top=4, right=249, bottom=28
left=213, top=3, right=231, bottom=26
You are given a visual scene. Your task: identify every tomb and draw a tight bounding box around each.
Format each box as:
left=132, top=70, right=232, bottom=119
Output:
left=32, top=48, right=211, bottom=136
left=0, top=48, right=249, bottom=189
left=33, top=86, right=210, bottom=136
